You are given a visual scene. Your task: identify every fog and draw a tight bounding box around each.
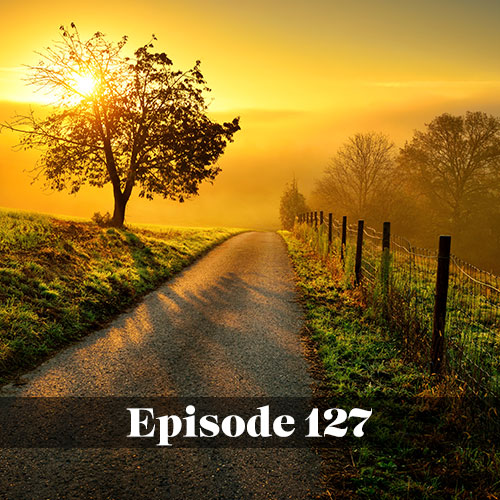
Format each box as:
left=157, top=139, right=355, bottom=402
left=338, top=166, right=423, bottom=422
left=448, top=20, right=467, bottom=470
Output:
left=2, top=87, right=500, bottom=233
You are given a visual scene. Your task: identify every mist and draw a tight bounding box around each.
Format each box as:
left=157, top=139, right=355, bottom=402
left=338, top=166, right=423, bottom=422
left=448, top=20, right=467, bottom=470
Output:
left=2, top=84, right=500, bottom=236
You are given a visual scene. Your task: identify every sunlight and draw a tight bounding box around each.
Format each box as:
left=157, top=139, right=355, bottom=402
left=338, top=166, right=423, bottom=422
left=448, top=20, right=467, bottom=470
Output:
left=72, top=73, right=97, bottom=97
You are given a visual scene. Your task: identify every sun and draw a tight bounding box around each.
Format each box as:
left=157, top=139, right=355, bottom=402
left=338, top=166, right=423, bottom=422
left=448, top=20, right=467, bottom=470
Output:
left=73, top=73, right=97, bottom=96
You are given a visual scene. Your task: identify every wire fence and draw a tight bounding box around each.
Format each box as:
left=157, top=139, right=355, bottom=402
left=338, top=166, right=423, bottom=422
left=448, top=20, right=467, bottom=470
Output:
left=295, top=211, right=500, bottom=397
left=447, top=256, right=500, bottom=395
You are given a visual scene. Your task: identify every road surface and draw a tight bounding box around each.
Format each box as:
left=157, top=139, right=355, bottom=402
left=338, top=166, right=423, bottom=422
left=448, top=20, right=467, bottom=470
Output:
left=0, top=232, right=324, bottom=499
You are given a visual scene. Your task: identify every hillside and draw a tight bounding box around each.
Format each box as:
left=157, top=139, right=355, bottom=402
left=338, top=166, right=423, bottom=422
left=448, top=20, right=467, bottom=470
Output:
left=0, top=209, right=242, bottom=381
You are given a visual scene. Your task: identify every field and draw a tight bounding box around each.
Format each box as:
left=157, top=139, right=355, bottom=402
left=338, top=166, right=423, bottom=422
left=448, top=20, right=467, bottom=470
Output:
left=295, top=219, right=500, bottom=397
left=0, top=208, right=243, bottom=382
left=280, top=230, right=500, bottom=499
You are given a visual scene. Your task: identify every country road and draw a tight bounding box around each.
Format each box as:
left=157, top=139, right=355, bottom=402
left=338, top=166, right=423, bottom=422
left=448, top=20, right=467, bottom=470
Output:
left=0, top=232, right=324, bottom=499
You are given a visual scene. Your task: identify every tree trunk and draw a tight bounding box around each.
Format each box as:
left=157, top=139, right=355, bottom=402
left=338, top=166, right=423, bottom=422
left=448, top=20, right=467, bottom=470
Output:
left=111, top=191, right=127, bottom=228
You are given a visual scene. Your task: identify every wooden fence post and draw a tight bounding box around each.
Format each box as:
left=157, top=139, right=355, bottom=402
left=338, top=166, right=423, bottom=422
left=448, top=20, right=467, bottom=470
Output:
left=381, top=222, right=391, bottom=315
left=382, top=222, right=390, bottom=251
left=355, top=220, right=364, bottom=285
left=431, top=235, right=451, bottom=376
left=314, top=211, right=318, bottom=229
left=341, top=216, right=347, bottom=263
left=328, top=213, right=333, bottom=246
left=319, top=211, right=324, bottom=227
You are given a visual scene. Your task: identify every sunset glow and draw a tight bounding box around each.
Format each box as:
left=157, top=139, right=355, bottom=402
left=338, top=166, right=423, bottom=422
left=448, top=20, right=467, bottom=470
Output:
left=72, top=73, right=97, bottom=97
left=1, top=1, right=500, bottom=229
left=1, top=4, right=498, bottom=496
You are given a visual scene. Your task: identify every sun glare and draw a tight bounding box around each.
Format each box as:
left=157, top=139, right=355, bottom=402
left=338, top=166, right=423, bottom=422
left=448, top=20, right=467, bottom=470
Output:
left=73, top=73, right=97, bottom=96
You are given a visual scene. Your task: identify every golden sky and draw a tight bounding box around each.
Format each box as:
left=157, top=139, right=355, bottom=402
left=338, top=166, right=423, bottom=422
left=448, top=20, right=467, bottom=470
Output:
left=1, top=0, right=500, bottom=228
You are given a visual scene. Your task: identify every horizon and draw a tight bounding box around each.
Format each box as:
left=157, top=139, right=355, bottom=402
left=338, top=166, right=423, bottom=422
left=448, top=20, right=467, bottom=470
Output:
left=2, top=1, right=500, bottom=230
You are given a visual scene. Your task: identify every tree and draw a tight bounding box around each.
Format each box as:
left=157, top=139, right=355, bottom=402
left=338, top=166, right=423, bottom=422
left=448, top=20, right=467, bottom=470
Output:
left=2, top=25, right=240, bottom=227
left=279, top=178, right=308, bottom=230
left=312, top=132, right=397, bottom=222
left=398, top=112, right=500, bottom=233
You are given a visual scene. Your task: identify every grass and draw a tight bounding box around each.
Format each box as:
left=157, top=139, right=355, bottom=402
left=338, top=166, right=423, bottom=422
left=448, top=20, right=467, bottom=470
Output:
left=0, top=208, right=244, bottom=382
left=297, top=220, right=500, bottom=397
left=279, top=230, right=500, bottom=499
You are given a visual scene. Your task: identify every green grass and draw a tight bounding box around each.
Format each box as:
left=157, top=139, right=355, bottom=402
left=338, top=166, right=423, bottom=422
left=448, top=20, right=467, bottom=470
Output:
left=0, top=209, right=244, bottom=382
left=296, top=221, right=500, bottom=397
left=279, top=230, right=500, bottom=499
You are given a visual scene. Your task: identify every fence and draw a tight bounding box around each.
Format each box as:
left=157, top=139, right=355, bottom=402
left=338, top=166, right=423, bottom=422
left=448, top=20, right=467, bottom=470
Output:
left=295, top=211, right=500, bottom=398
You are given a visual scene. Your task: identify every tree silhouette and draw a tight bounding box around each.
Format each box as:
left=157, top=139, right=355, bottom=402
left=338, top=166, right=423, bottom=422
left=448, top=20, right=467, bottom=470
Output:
left=2, top=25, right=240, bottom=227
left=279, top=178, right=308, bottom=230
left=313, top=132, right=397, bottom=221
left=399, top=112, right=500, bottom=233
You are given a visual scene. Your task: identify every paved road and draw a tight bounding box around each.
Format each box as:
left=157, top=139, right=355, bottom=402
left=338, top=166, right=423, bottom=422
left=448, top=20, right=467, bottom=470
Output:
left=0, top=232, right=323, bottom=499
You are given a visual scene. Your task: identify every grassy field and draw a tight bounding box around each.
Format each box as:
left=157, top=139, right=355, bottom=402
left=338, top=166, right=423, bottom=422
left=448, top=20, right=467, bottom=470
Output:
left=280, top=230, right=499, bottom=499
left=295, top=220, right=500, bottom=397
left=0, top=208, right=243, bottom=382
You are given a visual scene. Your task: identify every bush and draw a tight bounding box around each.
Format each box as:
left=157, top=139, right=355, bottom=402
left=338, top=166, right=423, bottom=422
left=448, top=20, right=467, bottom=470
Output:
left=91, top=212, right=112, bottom=227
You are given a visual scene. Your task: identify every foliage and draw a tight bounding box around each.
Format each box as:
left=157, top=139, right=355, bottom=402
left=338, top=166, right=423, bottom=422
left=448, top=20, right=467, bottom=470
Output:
left=309, top=114, right=500, bottom=272
left=0, top=209, right=243, bottom=381
left=2, top=25, right=240, bottom=227
left=279, top=178, right=308, bottom=230
left=399, top=112, right=500, bottom=233
left=91, top=211, right=112, bottom=227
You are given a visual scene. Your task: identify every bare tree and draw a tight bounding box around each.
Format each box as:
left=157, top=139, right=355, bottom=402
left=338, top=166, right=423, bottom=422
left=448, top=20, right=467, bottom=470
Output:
left=399, top=112, right=500, bottom=233
left=1, top=25, right=240, bottom=227
left=313, top=132, right=397, bottom=221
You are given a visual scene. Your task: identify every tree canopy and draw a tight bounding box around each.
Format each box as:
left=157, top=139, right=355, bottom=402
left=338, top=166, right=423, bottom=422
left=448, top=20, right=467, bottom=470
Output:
left=3, top=25, right=240, bottom=226
left=279, top=178, right=308, bottom=230
left=399, top=112, right=500, bottom=232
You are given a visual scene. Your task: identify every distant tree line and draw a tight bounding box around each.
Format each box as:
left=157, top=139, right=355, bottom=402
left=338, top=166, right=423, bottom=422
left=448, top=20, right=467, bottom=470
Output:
left=287, top=111, right=500, bottom=272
